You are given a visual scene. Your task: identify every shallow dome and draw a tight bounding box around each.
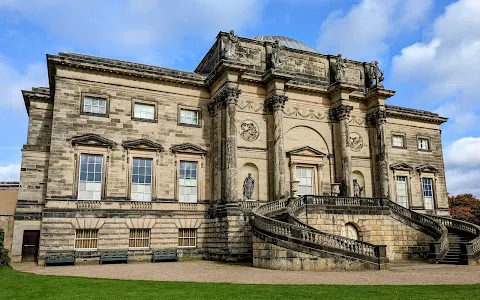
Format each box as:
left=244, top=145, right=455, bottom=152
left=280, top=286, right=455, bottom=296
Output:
left=251, top=36, right=318, bottom=53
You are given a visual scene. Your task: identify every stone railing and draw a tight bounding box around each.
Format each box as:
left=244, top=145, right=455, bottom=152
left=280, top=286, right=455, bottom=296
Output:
left=252, top=198, right=387, bottom=268
left=241, top=201, right=262, bottom=211
left=130, top=202, right=152, bottom=210
left=179, top=203, right=198, bottom=211
left=76, top=201, right=101, bottom=210
left=288, top=195, right=386, bottom=215
left=386, top=199, right=449, bottom=261
left=427, top=215, right=480, bottom=264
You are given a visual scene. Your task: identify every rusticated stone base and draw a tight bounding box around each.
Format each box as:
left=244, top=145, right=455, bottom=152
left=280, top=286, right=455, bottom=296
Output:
left=252, top=235, right=380, bottom=271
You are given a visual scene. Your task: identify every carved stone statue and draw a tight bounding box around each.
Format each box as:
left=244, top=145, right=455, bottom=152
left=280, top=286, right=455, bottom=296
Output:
left=367, top=61, right=384, bottom=88
left=353, top=179, right=364, bottom=198
left=243, top=173, right=255, bottom=200
left=271, top=40, right=282, bottom=69
left=335, top=53, right=347, bottom=82
left=223, top=29, right=238, bottom=60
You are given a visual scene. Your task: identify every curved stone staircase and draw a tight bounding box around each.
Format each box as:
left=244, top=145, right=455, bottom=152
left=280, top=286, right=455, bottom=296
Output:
left=251, top=195, right=480, bottom=270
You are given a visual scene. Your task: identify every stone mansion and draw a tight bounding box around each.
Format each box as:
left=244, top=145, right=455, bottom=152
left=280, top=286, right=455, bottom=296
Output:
left=12, top=32, right=480, bottom=270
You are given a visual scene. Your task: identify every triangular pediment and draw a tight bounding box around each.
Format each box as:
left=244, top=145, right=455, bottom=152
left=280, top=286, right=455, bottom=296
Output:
left=171, top=143, right=207, bottom=154
left=286, top=146, right=326, bottom=157
left=416, top=164, right=439, bottom=173
left=122, top=139, right=163, bottom=151
left=390, top=163, right=413, bottom=171
left=71, top=134, right=116, bottom=148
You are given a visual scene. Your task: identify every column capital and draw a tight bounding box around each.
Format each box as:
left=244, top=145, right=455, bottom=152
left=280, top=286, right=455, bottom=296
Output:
left=212, top=86, right=241, bottom=110
left=366, top=109, right=388, bottom=125
left=329, top=104, right=353, bottom=121
left=265, top=94, right=288, bottom=113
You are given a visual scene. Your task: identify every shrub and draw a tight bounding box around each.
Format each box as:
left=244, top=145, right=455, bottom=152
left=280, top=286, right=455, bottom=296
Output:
left=0, top=229, right=10, bottom=266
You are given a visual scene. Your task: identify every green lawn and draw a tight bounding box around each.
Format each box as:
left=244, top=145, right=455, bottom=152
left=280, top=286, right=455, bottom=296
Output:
left=1, top=267, right=479, bottom=300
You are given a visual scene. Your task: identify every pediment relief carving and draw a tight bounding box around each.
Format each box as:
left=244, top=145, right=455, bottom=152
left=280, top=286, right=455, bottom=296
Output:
left=122, top=139, right=163, bottom=151
left=70, top=134, right=116, bottom=148
left=171, top=143, right=207, bottom=155
left=390, top=163, right=413, bottom=171
left=416, top=164, right=439, bottom=173
left=287, top=146, right=327, bottom=157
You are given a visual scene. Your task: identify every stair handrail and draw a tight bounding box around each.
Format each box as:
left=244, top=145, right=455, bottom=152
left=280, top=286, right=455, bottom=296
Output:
left=252, top=198, right=384, bottom=263
left=427, top=215, right=480, bottom=258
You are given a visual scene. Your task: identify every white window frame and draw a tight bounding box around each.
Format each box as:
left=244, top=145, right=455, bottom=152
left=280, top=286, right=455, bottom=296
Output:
left=179, top=109, right=199, bottom=126
left=392, top=135, right=405, bottom=148
left=128, top=229, right=151, bottom=250
left=133, top=103, right=155, bottom=120
left=83, top=96, right=107, bottom=115
left=78, top=154, right=103, bottom=200
left=179, top=161, right=198, bottom=203
left=74, top=229, right=99, bottom=250
left=422, top=177, right=435, bottom=210
left=178, top=228, right=197, bottom=248
left=296, top=166, right=314, bottom=196
left=418, top=138, right=430, bottom=151
left=341, top=224, right=358, bottom=240
left=131, top=158, right=153, bottom=202
left=395, top=176, right=409, bottom=208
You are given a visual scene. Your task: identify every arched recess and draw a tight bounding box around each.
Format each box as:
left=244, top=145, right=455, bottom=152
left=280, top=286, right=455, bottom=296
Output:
left=284, top=125, right=330, bottom=154
left=352, top=171, right=365, bottom=197
left=239, top=163, right=259, bottom=201
left=341, top=223, right=363, bottom=241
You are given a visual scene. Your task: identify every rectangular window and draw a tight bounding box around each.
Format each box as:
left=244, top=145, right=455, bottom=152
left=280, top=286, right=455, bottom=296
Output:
left=179, top=109, right=199, bottom=126
left=178, top=228, right=197, bottom=247
left=75, top=229, right=98, bottom=250
left=131, top=158, right=152, bottom=201
left=83, top=97, right=107, bottom=115
left=418, top=138, right=430, bottom=150
left=134, top=103, right=155, bottom=120
left=395, top=176, right=409, bottom=208
left=179, top=161, right=198, bottom=203
left=78, top=154, right=103, bottom=200
left=129, top=229, right=150, bottom=249
left=392, top=135, right=405, bottom=148
left=296, top=167, right=314, bottom=195
left=422, top=178, right=434, bottom=209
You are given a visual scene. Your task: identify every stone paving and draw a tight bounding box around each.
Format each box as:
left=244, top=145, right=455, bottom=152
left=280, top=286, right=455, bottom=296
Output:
left=13, top=261, right=480, bottom=285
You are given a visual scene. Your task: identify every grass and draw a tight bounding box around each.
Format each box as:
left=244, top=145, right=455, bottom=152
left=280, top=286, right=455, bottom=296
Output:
left=1, top=267, right=479, bottom=300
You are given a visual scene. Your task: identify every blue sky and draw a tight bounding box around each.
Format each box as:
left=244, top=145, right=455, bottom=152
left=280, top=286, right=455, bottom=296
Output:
left=0, top=0, right=479, bottom=196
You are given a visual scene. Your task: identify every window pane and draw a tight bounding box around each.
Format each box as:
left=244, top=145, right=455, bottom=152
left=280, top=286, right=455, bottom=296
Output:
left=134, top=103, right=155, bottom=120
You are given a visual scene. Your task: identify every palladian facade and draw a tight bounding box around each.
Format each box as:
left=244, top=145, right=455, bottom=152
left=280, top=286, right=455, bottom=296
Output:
left=12, top=32, right=480, bottom=270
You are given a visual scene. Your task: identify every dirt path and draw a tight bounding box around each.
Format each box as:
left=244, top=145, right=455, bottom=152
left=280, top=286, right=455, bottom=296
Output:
left=13, top=261, right=480, bottom=285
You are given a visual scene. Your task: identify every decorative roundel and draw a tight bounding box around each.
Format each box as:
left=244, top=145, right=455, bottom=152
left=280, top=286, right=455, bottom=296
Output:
left=349, top=132, right=363, bottom=152
left=240, top=120, right=259, bottom=142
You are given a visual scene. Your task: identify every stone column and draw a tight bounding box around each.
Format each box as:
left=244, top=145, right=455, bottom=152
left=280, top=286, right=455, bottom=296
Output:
left=316, top=164, right=324, bottom=195
left=368, top=109, right=390, bottom=198
left=266, top=95, right=288, bottom=199
left=330, top=105, right=353, bottom=196
left=289, top=162, right=299, bottom=197
left=217, top=87, right=241, bottom=204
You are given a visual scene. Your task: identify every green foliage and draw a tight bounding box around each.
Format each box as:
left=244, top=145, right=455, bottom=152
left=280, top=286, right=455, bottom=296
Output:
left=0, top=229, right=10, bottom=266
left=0, top=267, right=479, bottom=300
left=448, top=194, right=480, bottom=225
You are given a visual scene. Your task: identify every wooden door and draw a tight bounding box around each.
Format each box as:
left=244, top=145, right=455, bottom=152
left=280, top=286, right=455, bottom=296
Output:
left=22, top=230, right=40, bottom=262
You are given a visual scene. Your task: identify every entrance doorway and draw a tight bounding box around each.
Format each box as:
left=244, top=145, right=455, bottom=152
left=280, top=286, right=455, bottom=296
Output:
left=21, top=230, right=40, bottom=262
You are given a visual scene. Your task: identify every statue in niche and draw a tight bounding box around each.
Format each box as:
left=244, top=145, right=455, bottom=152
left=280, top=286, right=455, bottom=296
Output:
left=367, top=60, right=384, bottom=88
left=223, top=29, right=238, bottom=60
left=243, top=173, right=255, bottom=200
left=335, top=53, right=347, bottom=82
left=271, top=40, right=282, bottom=69
left=353, top=179, right=364, bottom=198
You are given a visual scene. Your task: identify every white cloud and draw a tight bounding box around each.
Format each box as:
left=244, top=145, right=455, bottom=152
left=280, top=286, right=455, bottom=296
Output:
left=0, top=0, right=265, bottom=50
left=0, top=57, right=47, bottom=109
left=391, top=0, right=480, bottom=131
left=444, top=137, right=480, bottom=197
left=317, top=0, right=433, bottom=61
left=0, top=164, right=20, bottom=181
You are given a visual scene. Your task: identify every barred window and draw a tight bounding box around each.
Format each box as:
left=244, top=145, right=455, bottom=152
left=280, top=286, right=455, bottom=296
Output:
left=83, top=97, right=107, bottom=115
left=178, top=228, right=197, bottom=247
left=75, top=229, right=98, bottom=250
left=129, top=229, right=150, bottom=249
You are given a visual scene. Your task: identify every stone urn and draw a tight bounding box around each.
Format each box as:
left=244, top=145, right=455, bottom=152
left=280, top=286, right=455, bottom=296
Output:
left=290, top=180, right=300, bottom=198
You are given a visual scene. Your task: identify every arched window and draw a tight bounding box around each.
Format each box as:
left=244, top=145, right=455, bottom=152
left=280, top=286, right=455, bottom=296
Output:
left=341, top=223, right=359, bottom=240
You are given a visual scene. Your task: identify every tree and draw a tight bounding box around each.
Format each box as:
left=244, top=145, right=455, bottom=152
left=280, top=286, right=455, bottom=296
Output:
left=448, top=193, right=480, bottom=225
left=0, top=229, right=10, bottom=266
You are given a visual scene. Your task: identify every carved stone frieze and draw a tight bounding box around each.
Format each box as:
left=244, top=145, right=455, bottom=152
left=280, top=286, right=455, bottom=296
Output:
left=240, top=120, right=259, bottom=142
left=237, top=100, right=264, bottom=112
left=349, top=115, right=366, bottom=125
left=284, top=106, right=328, bottom=120
left=349, top=132, right=363, bottom=152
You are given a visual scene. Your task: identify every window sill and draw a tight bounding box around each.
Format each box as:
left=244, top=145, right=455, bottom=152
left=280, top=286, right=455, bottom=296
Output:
left=417, top=149, right=432, bottom=152
left=392, top=146, right=407, bottom=150
left=178, top=122, right=201, bottom=128
left=80, top=112, right=109, bottom=118
left=177, top=246, right=196, bottom=248
left=132, top=117, right=158, bottom=123
left=128, top=247, right=150, bottom=251
left=75, top=248, right=98, bottom=251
